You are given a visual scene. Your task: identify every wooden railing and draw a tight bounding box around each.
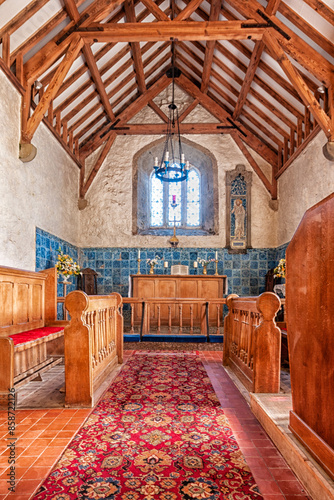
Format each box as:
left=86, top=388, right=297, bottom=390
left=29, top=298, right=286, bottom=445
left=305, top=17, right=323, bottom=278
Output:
left=64, top=291, right=123, bottom=407
left=122, top=297, right=226, bottom=341
left=223, top=292, right=281, bottom=393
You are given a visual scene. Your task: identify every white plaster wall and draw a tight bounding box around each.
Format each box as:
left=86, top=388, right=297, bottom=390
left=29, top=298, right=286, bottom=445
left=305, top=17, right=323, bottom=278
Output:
left=277, top=131, right=334, bottom=246
left=80, top=118, right=277, bottom=248
left=0, top=70, right=80, bottom=270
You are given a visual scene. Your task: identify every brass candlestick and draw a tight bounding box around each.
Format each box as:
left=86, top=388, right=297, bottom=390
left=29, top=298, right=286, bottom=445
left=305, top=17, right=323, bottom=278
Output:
left=137, top=258, right=141, bottom=274
left=215, top=259, right=219, bottom=275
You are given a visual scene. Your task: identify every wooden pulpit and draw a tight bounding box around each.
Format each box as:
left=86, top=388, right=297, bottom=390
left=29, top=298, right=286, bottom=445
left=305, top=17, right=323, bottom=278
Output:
left=286, top=192, right=334, bottom=480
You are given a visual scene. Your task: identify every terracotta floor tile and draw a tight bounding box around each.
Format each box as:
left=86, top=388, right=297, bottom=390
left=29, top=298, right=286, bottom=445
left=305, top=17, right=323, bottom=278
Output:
left=22, top=466, right=52, bottom=480
left=19, top=446, right=45, bottom=457
left=7, top=478, right=41, bottom=495
left=269, top=468, right=299, bottom=482
left=55, top=431, right=76, bottom=439
left=278, top=480, right=308, bottom=495
left=256, top=480, right=283, bottom=495
left=33, top=455, right=60, bottom=467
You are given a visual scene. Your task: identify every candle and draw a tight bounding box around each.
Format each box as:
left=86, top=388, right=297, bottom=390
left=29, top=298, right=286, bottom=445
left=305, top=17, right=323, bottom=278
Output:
left=165, top=151, right=169, bottom=161
left=138, top=249, right=141, bottom=258
left=215, top=251, right=218, bottom=260
left=185, top=160, right=190, bottom=170
left=181, top=153, right=185, bottom=163
left=154, top=157, right=158, bottom=167
left=164, top=261, right=168, bottom=268
left=193, top=261, right=198, bottom=268
left=172, top=195, right=176, bottom=203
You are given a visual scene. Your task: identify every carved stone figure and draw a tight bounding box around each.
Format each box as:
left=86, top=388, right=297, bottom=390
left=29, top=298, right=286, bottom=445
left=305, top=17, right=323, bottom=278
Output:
left=231, top=199, right=245, bottom=238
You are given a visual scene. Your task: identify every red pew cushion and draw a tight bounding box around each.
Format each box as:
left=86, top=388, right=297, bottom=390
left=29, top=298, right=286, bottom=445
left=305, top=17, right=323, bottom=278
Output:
left=10, top=327, right=64, bottom=346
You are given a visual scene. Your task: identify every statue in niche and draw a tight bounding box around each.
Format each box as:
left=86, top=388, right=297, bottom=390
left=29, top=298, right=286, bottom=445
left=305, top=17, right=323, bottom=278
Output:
left=231, top=198, right=246, bottom=238
left=226, top=165, right=252, bottom=252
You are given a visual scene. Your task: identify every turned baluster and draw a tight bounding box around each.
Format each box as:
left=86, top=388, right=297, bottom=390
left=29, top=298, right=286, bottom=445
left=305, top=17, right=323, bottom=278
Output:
left=157, top=305, right=161, bottom=334
left=216, top=304, right=220, bottom=335
left=179, top=304, right=183, bottom=334
left=168, top=305, right=172, bottom=334
left=130, top=303, right=135, bottom=334
left=190, top=305, right=194, bottom=334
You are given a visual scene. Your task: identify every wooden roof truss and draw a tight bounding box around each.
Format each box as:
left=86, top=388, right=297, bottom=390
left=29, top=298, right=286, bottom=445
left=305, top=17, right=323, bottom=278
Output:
left=0, top=0, right=333, bottom=199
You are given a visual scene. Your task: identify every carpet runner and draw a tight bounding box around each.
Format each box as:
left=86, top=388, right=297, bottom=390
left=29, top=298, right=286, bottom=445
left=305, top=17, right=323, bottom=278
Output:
left=33, top=353, right=262, bottom=499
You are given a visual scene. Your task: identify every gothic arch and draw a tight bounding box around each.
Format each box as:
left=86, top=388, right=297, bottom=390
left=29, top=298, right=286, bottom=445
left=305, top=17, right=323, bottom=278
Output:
left=132, top=137, right=219, bottom=236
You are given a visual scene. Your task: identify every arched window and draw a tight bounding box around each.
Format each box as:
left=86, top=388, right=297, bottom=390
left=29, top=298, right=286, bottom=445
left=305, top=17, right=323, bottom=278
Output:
left=133, top=138, right=218, bottom=236
left=150, top=166, right=200, bottom=228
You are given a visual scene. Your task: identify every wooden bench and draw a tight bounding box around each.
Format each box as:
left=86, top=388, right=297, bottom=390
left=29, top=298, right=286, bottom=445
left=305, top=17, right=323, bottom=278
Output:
left=64, top=290, right=123, bottom=407
left=223, top=292, right=281, bottom=393
left=0, top=265, right=66, bottom=407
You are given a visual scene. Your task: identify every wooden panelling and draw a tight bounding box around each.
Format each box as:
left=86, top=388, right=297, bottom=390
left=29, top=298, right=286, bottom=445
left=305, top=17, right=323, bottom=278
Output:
left=286, top=192, right=334, bottom=480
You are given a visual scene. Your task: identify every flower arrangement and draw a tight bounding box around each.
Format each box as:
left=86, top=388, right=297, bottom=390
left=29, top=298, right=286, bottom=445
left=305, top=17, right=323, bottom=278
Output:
left=274, top=258, right=286, bottom=279
left=146, top=256, right=160, bottom=267
left=56, top=249, right=80, bottom=279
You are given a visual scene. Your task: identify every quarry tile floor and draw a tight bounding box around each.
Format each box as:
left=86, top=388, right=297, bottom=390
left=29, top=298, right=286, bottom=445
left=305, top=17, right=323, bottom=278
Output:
left=0, top=350, right=309, bottom=499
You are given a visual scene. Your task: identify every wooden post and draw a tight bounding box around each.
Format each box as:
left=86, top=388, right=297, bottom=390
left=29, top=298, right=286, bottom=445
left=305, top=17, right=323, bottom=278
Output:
left=111, top=292, right=123, bottom=364
left=253, top=292, right=281, bottom=393
left=223, top=294, right=238, bottom=366
left=64, top=291, right=92, bottom=407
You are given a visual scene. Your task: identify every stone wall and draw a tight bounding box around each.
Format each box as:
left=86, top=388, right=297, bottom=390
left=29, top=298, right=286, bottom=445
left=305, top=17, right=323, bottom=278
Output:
left=80, top=85, right=277, bottom=249
left=277, top=131, right=334, bottom=246
left=0, top=69, right=80, bottom=270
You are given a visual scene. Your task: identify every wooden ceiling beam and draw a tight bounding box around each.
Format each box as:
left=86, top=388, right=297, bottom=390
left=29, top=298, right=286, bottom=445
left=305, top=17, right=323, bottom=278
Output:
left=112, top=123, right=258, bottom=134
left=232, top=132, right=274, bottom=197
left=182, top=0, right=303, bottom=111
left=175, top=72, right=277, bottom=166
left=124, top=0, right=146, bottom=93
left=79, top=73, right=170, bottom=157
left=21, top=34, right=84, bottom=143
left=179, top=99, right=200, bottom=122
left=278, top=2, right=334, bottom=56
left=200, top=0, right=221, bottom=93
left=233, top=0, right=280, bottom=120
left=223, top=0, right=333, bottom=87
left=82, top=44, right=116, bottom=121
left=148, top=100, right=168, bottom=122
left=139, top=0, right=170, bottom=21
left=0, top=0, right=50, bottom=40
left=66, top=41, right=167, bottom=130
left=302, top=0, right=334, bottom=25
left=23, top=0, right=126, bottom=83
left=221, top=5, right=318, bottom=94
left=78, top=21, right=266, bottom=43
left=174, top=0, right=205, bottom=21
left=75, top=60, right=170, bottom=141
left=263, top=31, right=332, bottom=140
left=81, top=133, right=116, bottom=197
left=179, top=40, right=297, bottom=130
left=176, top=55, right=281, bottom=150
left=62, top=0, right=116, bottom=121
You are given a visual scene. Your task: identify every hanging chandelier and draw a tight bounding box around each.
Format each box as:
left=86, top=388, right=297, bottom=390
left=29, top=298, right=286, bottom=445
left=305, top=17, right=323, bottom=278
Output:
left=153, top=47, right=189, bottom=182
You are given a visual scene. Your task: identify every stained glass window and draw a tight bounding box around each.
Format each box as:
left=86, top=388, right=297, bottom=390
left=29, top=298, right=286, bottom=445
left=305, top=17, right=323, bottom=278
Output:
left=186, top=170, right=200, bottom=226
left=150, top=174, right=163, bottom=226
left=150, top=166, right=200, bottom=228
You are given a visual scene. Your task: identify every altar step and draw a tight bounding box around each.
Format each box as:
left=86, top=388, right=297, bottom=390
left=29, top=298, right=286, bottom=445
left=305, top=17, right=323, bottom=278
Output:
left=124, top=334, right=224, bottom=343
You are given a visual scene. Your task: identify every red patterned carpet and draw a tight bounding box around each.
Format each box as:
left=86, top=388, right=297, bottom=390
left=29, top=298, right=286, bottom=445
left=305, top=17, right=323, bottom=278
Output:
left=32, top=353, right=262, bottom=499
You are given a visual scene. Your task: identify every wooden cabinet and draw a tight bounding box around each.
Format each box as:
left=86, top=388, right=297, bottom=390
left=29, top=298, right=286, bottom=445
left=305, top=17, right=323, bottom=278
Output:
left=131, top=275, right=227, bottom=325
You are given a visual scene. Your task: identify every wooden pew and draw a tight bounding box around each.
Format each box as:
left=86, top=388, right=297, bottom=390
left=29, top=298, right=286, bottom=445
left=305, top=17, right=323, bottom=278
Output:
left=64, top=290, right=123, bottom=407
left=286, top=193, right=334, bottom=480
left=0, top=266, right=66, bottom=407
left=223, top=292, right=281, bottom=393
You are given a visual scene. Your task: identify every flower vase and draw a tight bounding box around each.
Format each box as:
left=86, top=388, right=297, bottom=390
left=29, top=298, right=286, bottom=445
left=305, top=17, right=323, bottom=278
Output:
left=149, top=265, right=155, bottom=275
left=61, top=275, right=71, bottom=284
left=202, top=265, right=207, bottom=275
